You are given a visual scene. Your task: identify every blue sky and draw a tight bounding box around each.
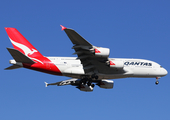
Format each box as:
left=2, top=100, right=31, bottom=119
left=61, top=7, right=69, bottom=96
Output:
left=1, top=0, right=170, bottom=120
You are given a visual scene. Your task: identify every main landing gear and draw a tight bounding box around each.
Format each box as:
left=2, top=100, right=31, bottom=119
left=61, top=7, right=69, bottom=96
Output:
left=155, top=77, right=160, bottom=85
left=80, top=74, right=99, bottom=87
left=91, top=74, right=98, bottom=80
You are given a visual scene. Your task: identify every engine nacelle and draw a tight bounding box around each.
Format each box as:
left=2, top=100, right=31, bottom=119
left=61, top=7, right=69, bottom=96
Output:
left=94, top=47, right=110, bottom=57
left=98, top=80, right=114, bottom=89
left=78, top=84, right=93, bottom=92
left=107, top=60, right=124, bottom=69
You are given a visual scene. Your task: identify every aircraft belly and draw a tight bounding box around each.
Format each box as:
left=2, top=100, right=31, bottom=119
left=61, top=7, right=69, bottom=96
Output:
left=63, top=67, right=85, bottom=74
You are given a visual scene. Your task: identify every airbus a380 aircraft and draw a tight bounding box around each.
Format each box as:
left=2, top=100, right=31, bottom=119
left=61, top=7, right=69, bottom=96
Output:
left=5, top=25, right=168, bottom=92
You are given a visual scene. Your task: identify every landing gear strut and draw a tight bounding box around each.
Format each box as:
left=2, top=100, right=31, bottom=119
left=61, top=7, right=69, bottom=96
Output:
left=155, top=77, right=160, bottom=85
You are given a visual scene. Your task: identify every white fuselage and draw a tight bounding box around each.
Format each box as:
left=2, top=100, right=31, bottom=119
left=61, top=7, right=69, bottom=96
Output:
left=47, top=57, right=168, bottom=79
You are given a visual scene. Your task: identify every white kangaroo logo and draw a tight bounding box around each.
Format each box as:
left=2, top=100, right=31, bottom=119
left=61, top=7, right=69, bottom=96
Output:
left=10, top=38, right=38, bottom=56
left=9, top=38, right=43, bottom=64
left=28, top=49, right=38, bottom=56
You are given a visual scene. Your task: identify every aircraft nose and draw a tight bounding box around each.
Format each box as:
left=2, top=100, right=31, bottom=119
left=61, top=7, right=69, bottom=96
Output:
left=162, top=68, right=168, bottom=76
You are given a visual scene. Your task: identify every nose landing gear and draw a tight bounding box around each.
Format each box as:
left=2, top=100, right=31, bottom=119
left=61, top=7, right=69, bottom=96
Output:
left=155, top=77, right=160, bottom=85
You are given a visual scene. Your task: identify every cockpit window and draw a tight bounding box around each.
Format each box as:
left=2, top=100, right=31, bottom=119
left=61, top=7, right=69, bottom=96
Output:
left=160, top=66, right=163, bottom=68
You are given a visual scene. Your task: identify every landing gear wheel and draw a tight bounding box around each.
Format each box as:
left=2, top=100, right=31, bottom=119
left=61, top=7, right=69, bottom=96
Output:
left=91, top=74, right=98, bottom=80
left=91, top=84, right=95, bottom=88
left=94, top=76, right=98, bottom=80
left=82, top=80, right=87, bottom=85
left=155, top=81, right=159, bottom=85
left=87, top=81, right=92, bottom=86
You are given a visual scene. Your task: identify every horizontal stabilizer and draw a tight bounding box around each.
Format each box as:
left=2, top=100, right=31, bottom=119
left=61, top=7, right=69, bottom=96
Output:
left=7, top=48, right=35, bottom=64
left=5, top=65, right=22, bottom=70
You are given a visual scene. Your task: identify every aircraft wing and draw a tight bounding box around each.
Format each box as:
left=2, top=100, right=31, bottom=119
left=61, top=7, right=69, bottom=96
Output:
left=63, top=27, right=92, bottom=46
left=61, top=25, right=118, bottom=75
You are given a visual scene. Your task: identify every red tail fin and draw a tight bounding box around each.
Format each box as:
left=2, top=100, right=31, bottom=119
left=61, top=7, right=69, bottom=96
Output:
left=5, top=28, right=43, bottom=58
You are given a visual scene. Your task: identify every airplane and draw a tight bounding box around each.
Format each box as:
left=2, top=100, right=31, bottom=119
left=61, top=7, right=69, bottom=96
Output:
left=5, top=25, right=168, bottom=92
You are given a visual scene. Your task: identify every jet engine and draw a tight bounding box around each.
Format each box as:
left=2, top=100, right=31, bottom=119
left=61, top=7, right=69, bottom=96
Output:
left=107, top=60, right=124, bottom=69
left=94, top=47, right=110, bottom=57
left=77, top=84, right=94, bottom=92
left=97, top=80, right=114, bottom=89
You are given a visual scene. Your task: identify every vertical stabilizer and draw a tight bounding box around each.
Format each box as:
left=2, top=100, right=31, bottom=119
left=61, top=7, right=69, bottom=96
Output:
left=5, top=28, right=43, bottom=58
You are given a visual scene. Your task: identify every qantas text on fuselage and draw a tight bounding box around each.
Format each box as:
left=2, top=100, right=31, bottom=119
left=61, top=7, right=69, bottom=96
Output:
left=124, top=62, right=152, bottom=66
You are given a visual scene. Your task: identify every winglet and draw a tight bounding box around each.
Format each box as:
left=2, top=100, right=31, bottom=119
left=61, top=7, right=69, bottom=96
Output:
left=60, top=25, right=67, bottom=31
left=44, top=82, right=48, bottom=87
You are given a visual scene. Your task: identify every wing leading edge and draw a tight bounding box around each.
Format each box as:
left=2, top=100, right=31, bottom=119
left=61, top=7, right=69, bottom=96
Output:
left=61, top=25, right=92, bottom=46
